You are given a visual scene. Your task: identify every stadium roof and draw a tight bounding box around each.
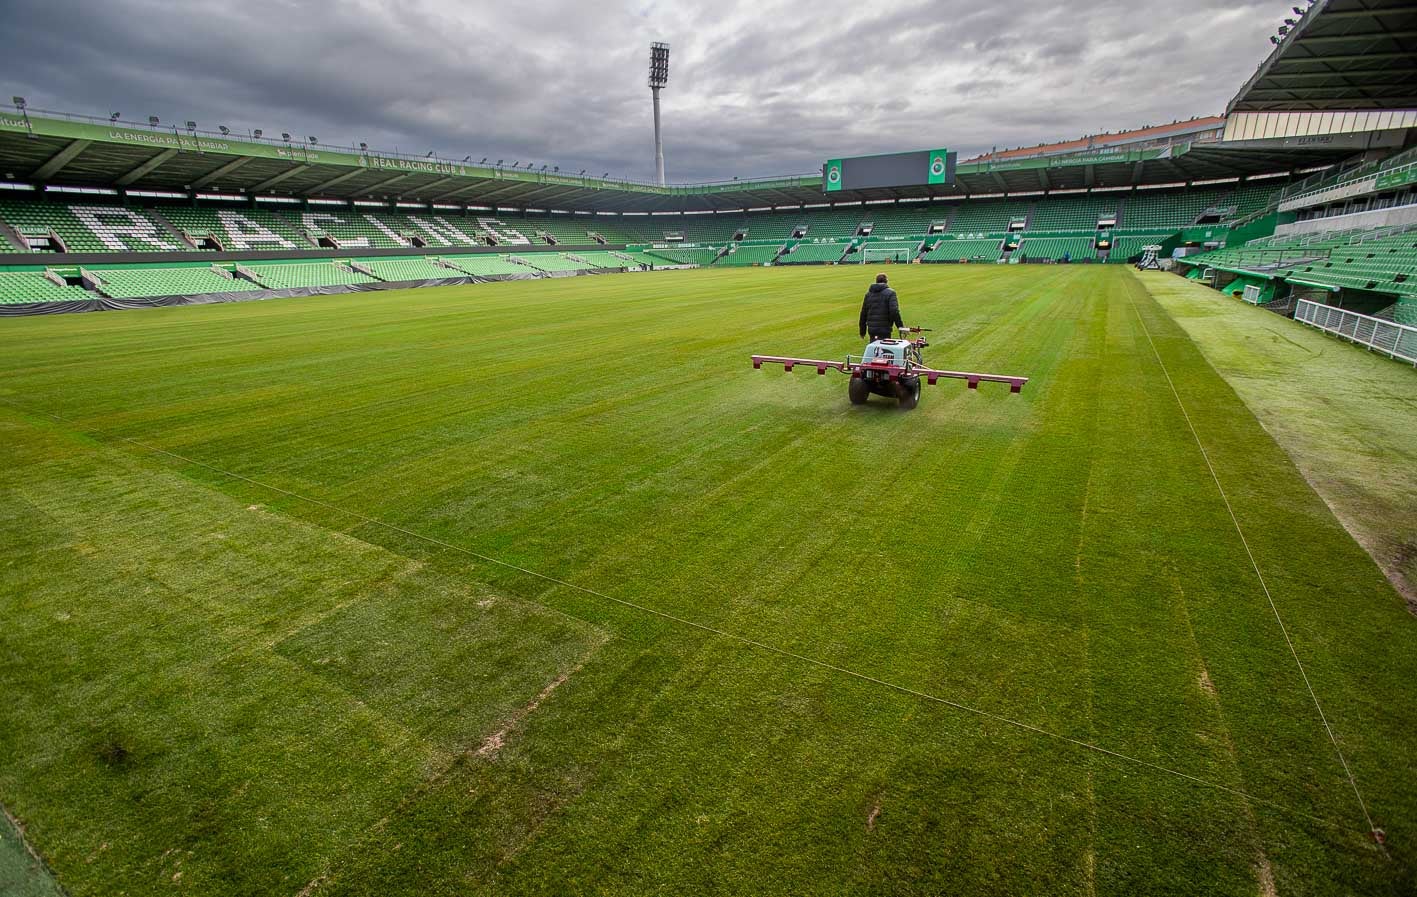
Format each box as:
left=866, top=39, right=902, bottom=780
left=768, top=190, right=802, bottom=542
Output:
left=1228, top=0, right=1417, bottom=112
left=0, top=109, right=1372, bottom=213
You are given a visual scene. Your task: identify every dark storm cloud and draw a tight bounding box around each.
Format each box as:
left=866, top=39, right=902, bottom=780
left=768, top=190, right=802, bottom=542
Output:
left=2, top=0, right=1290, bottom=182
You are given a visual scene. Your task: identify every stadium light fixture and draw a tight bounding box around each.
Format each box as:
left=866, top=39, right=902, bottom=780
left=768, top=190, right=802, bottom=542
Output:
left=1270, top=35, right=1280, bottom=44
left=648, top=42, right=670, bottom=186
left=186, top=121, right=196, bottom=131
left=1284, top=17, right=1296, bottom=25
left=308, top=136, right=318, bottom=144
left=12, top=97, right=25, bottom=109
left=219, top=125, right=229, bottom=136
left=426, top=150, right=434, bottom=157
left=110, top=112, right=121, bottom=122
left=253, top=129, right=262, bottom=139
left=1278, top=25, right=1289, bottom=34
left=148, top=116, right=160, bottom=128
left=579, top=169, right=586, bottom=175
left=359, top=142, right=368, bottom=152
left=480, top=157, right=487, bottom=164
left=462, top=155, right=471, bottom=162
left=281, top=133, right=291, bottom=142
left=496, top=159, right=503, bottom=167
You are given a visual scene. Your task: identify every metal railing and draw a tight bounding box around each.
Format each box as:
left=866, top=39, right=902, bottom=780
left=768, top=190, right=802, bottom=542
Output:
left=1294, top=299, right=1417, bottom=366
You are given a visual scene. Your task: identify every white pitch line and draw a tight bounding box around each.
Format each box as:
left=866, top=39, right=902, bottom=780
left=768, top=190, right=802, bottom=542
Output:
left=1, top=398, right=1360, bottom=837
left=1125, top=283, right=1381, bottom=846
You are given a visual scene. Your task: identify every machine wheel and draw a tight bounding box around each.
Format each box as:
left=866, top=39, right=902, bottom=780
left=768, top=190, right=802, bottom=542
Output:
left=848, top=376, right=870, bottom=405
left=897, top=378, right=921, bottom=410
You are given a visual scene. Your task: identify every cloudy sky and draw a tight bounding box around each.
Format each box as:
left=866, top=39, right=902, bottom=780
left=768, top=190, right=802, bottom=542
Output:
left=5, top=0, right=1292, bottom=182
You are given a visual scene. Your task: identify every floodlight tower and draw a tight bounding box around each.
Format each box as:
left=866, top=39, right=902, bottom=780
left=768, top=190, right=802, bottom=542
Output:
left=649, top=42, right=670, bottom=186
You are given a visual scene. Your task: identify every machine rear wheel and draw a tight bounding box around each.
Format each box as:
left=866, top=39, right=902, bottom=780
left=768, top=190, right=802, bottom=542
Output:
left=848, top=376, right=870, bottom=405
left=897, top=378, right=920, bottom=410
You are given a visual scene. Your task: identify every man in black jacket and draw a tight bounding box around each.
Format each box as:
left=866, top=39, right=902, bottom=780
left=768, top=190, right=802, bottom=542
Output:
left=859, top=273, right=904, bottom=341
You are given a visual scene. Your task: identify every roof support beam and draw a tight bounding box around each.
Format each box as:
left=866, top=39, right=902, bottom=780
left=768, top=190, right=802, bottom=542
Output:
left=30, top=139, right=91, bottom=181
left=114, top=148, right=177, bottom=186
left=191, top=155, right=252, bottom=189
left=1036, top=168, right=1050, bottom=191
left=303, top=168, right=367, bottom=195
left=1294, top=30, right=1417, bottom=44
left=1275, top=51, right=1414, bottom=65
left=355, top=173, right=419, bottom=196
left=249, top=164, right=312, bottom=193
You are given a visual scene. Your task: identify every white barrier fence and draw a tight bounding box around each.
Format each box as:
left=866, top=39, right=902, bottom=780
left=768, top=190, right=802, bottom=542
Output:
left=1293, top=299, right=1417, bottom=366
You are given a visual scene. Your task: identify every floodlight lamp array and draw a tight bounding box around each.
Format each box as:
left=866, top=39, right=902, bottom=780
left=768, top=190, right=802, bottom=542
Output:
left=649, top=42, right=670, bottom=88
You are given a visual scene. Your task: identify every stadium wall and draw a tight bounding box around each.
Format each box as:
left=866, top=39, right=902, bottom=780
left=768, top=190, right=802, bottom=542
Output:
left=1277, top=205, right=1417, bottom=235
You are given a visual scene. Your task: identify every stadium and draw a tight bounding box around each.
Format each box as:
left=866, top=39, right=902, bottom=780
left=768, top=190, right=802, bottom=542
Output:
left=1, top=0, right=1415, bottom=894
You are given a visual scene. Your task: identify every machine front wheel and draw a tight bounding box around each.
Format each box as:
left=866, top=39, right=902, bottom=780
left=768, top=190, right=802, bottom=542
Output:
left=897, top=378, right=921, bottom=410
left=848, top=376, right=870, bottom=405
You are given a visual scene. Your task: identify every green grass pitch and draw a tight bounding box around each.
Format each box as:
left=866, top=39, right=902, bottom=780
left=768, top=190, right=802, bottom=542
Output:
left=1, top=265, right=1414, bottom=896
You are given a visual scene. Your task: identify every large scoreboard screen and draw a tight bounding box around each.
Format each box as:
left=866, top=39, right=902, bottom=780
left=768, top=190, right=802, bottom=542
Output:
left=824, top=149, right=955, bottom=192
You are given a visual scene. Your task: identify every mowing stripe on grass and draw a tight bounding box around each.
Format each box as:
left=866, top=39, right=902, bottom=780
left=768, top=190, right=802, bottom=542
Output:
left=3, top=396, right=1362, bottom=839
left=1126, top=280, right=1382, bottom=846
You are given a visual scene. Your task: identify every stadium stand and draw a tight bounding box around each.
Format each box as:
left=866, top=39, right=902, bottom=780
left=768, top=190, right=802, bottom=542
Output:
left=294, top=210, right=409, bottom=249
left=859, top=204, right=947, bottom=236
left=0, top=270, right=93, bottom=304
left=440, top=255, right=535, bottom=277
left=948, top=200, right=1032, bottom=233
left=717, top=244, right=782, bottom=266
left=360, top=257, right=461, bottom=281
left=0, top=200, right=179, bottom=253
left=616, top=250, right=667, bottom=267
left=778, top=242, right=848, bottom=264
left=163, top=207, right=309, bottom=251
left=923, top=237, right=1005, bottom=262
left=1180, top=226, right=1417, bottom=313
left=1019, top=233, right=1096, bottom=261
left=1121, top=188, right=1220, bottom=229
left=1027, top=195, right=1117, bottom=231
left=646, top=246, right=722, bottom=266
left=515, top=253, right=593, bottom=273
left=92, top=265, right=264, bottom=298
left=853, top=239, right=923, bottom=263
left=565, top=251, right=630, bottom=269
left=243, top=262, right=379, bottom=289
left=1109, top=233, right=1173, bottom=261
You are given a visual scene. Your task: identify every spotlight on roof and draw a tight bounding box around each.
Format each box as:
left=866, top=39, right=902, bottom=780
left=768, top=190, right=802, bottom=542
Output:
left=579, top=169, right=586, bottom=175
left=359, top=142, right=368, bottom=151
left=308, top=136, right=318, bottom=144
left=602, top=172, right=609, bottom=178
left=426, top=150, right=434, bottom=157
left=1292, top=5, right=1302, bottom=13
left=110, top=112, right=121, bottom=122
left=218, top=125, right=230, bottom=136
left=148, top=115, right=160, bottom=126
left=479, top=157, right=487, bottom=164
left=12, top=97, right=25, bottom=109
left=1270, top=35, right=1279, bottom=43
left=253, top=129, right=263, bottom=138
left=1284, top=17, right=1296, bottom=25
left=186, top=120, right=197, bottom=130
left=1277, top=25, right=1289, bottom=34
left=462, top=155, right=471, bottom=162
left=540, top=164, right=548, bottom=171
left=496, top=159, right=503, bottom=166
left=281, top=132, right=291, bottom=141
